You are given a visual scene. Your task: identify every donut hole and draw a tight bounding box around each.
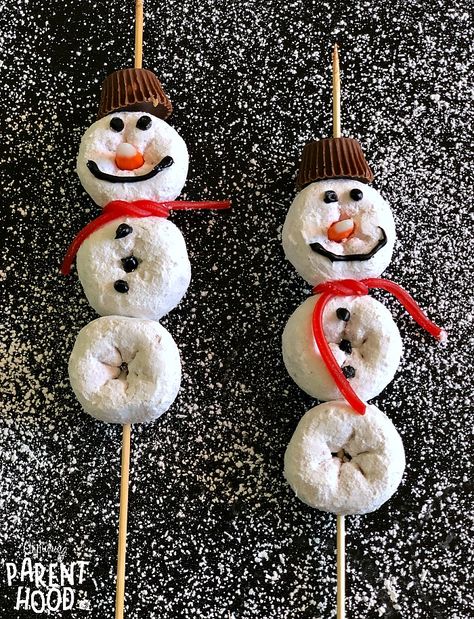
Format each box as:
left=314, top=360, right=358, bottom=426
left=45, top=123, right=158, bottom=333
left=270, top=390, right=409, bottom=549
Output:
left=119, top=362, right=129, bottom=376
left=330, top=447, right=370, bottom=478
left=118, top=350, right=139, bottom=381
left=332, top=448, right=352, bottom=463
left=109, top=348, right=139, bottom=386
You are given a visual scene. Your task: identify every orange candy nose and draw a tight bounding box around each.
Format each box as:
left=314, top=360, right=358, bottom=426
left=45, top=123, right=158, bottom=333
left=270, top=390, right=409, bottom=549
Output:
left=327, top=218, right=355, bottom=242
left=115, top=143, right=144, bottom=171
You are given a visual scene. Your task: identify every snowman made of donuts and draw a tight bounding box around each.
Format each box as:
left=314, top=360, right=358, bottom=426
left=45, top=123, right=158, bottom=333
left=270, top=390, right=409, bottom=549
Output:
left=282, top=136, right=445, bottom=516
left=63, top=68, right=229, bottom=424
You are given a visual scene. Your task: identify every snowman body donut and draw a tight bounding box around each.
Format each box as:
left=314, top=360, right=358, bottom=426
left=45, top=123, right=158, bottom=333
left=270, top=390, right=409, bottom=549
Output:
left=77, top=216, right=191, bottom=320
left=69, top=316, right=181, bottom=424
left=284, top=401, right=405, bottom=516
left=282, top=294, right=402, bottom=401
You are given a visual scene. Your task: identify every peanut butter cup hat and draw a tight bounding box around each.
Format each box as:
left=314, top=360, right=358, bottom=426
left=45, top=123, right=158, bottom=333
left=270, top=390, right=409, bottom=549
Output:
left=97, top=68, right=173, bottom=120
left=296, top=136, right=374, bottom=190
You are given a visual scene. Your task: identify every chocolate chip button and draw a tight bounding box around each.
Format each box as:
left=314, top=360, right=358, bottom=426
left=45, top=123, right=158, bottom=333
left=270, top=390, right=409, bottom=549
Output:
left=114, top=280, right=129, bottom=293
left=115, top=223, right=133, bottom=239
left=342, top=365, right=356, bottom=379
left=339, top=339, right=352, bottom=354
left=336, top=307, right=351, bottom=322
left=121, top=256, right=139, bottom=273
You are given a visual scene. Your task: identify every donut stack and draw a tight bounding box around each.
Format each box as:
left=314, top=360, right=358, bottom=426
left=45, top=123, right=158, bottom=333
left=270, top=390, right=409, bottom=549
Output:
left=63, top=69, right=228, bottom=426
left=281, top=137, right=445, bottom=516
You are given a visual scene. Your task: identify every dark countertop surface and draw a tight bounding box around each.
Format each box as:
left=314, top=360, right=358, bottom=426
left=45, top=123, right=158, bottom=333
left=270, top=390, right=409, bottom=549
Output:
left=1, top=0, right=472, bottom=617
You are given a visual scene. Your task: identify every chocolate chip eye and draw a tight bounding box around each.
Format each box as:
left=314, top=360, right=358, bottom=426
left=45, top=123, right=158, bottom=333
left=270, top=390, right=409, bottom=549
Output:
left=136, top=115, right=152, bottom=130
left=350, top=188, right=363, bottom=201
left=110, top=117, right=124, bottom=132
left=324, top=190, right=338, bottom=203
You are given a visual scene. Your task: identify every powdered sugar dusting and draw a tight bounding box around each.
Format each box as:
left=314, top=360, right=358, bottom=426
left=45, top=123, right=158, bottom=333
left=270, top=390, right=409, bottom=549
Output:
left=1, top=0, right=472, bottom=617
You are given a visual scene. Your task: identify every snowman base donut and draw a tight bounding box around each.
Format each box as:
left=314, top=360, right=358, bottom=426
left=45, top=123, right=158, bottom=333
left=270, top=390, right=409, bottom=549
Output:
left=68, top=316, right=181, bottom=424
left=282, top=293, right=403, bottom=402
left=284, top=401, right=405, bottom=516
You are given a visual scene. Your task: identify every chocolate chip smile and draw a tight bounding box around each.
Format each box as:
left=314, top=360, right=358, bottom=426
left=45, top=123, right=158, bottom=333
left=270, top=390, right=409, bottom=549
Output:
left=87, top=155, right=174, bottom=183
left=310, top=227, right=387, bottom=262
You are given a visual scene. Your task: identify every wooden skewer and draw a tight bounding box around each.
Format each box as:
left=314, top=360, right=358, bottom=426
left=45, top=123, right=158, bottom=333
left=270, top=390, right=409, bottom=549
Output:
left=115, top=5, right=144, bottom=617
left=332, top=43, right=341, bottom=139
left=115, top=423, right=131, bottom=619
left=336, top=513, right=346, bottom=619
left=332, top=42, right=345, bottom=619
left=134, top=0, right=144, bottom=69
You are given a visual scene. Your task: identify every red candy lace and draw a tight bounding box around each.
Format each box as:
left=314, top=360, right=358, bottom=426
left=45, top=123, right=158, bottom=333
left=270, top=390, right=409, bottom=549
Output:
left=60, top=199, right=231, bottom=275
left=312, top=278, right=446, bottom=415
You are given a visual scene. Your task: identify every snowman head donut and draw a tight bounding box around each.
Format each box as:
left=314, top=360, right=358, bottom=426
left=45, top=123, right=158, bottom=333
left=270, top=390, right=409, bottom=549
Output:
left=76, top=68, right=189, bottom=207
left=282, top=138, right=396, bottom=286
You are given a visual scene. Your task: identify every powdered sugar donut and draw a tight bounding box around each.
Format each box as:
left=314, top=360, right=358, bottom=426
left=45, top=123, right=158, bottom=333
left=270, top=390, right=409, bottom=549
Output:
left=284, top=401, right=405, bottom=515
left=282, top=294, right=402, bottom=401
left=76, top=216, right=191, bottom=320
left=68, top=316, right=181, bottom=424
left=282, top=179, right=396, bottom=286
left=76, top=112, right=189, bottom=207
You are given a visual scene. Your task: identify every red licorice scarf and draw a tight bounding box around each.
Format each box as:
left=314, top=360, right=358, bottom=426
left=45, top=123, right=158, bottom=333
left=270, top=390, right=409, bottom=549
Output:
left=312, top=278, right=446, bottom=415
left=61, top=199, right=231, bottom=275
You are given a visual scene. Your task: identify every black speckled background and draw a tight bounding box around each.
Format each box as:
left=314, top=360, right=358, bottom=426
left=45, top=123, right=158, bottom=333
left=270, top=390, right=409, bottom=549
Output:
left=1, top=1, right=473, bottom=617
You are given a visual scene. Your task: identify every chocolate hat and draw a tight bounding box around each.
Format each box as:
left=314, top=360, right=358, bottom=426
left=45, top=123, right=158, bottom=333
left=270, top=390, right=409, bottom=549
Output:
left=296, top=137, right=374, bottom=189
left=97, top=68, right=173, bottom=120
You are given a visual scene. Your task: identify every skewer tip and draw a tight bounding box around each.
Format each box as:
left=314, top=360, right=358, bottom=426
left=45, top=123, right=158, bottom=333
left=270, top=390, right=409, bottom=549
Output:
left=332, top=43, right=341, bottom=139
